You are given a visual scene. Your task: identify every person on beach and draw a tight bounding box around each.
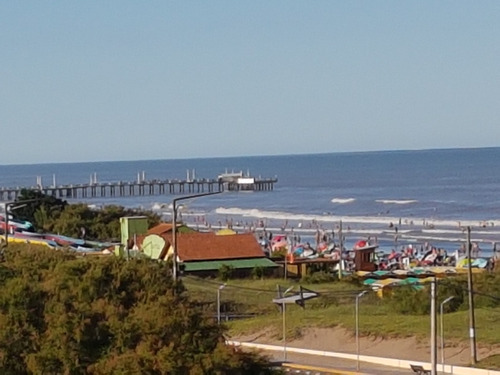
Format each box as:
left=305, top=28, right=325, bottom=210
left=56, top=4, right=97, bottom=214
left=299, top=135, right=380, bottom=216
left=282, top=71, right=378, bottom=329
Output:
left=472, top=242, right=480, bottom=257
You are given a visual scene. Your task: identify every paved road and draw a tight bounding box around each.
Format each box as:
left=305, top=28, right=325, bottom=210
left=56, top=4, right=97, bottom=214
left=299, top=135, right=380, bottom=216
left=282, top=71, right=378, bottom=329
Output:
left=267, top=350, right=417, bottom=375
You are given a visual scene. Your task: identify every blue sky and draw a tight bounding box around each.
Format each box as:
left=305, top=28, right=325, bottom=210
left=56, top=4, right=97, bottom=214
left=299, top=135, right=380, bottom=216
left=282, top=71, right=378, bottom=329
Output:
left=1, top=1, right=499, bottom=164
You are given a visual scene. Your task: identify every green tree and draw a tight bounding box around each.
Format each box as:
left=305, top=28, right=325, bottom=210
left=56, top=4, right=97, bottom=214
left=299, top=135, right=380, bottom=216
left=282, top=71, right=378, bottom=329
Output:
left=8, top=189, right=67, bottom=233
left=0, top=244, right=277, bottom=374
left=9, top=190, right=161, bottom=242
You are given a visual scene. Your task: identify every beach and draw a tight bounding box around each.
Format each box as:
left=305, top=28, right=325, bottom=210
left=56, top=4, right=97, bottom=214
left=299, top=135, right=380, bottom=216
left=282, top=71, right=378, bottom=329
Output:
left=1, top=148, right=500, bottom=255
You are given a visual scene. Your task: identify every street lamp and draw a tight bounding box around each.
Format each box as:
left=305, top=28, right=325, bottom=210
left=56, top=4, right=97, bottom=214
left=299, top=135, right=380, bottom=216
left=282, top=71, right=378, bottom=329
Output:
left=217, top=284, right=226, bottom=324
left=355, top=290, right=368, bottom=372
left=171, top=191, right=223, bottom=282
left=2, top=199, right=41, bottom=248
left=282, top=286, right=294, bottom=362
left=430, top=277, right=438, bottom=375
left=440, top=296, right=455, bottom=373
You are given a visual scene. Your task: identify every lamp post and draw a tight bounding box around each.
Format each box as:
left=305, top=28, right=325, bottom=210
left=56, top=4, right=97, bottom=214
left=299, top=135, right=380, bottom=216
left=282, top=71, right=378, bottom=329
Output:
left=217, top=284, right=226, bottom=324
left=440, top=296, right=455, bottom=373
left=282, top=286, right=294, bottom=362
left=355, top=290, right=368, bottom=372
left=171, top=191, right=223, bottom=282
left=339, top=220, right=343, bottom=280
left=430, top=277, right=437, bottom=375
left=3, top=199, right=41, bottom=247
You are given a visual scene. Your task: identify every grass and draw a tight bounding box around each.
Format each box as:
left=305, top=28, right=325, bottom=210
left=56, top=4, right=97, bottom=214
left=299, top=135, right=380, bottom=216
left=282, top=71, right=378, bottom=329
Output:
left=476, top=354, right=500, bottom=370
left=183, top=276, right=500, bottom=346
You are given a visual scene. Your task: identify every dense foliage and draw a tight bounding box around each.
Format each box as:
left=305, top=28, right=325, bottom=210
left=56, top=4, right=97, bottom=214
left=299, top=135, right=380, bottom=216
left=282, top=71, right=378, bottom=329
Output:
left=0, top=245, right=277, bottom=374
left=389, top=271, right=500, bottom=315
left=11, top=189, right=161, bottom=241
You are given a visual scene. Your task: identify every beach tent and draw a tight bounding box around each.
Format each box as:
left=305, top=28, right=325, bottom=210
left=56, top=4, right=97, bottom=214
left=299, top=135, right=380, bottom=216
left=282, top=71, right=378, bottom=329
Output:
left=363, top=278, right=378, bottom=286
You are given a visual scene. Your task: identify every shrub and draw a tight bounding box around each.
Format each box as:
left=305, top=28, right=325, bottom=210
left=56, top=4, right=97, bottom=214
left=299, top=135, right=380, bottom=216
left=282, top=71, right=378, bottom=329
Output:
left=437, top=277, right=467, bottom=312
left=218, top=264, right=235, bottom=281
left=0, top=245, right=278, bottom=374
left=301, top=271, right=336, bottom=284
left=251, top=266, right=265, bottom=280
left=390, top=285, right=431, bottom=315
left=472, top=272, right=500, bottom=308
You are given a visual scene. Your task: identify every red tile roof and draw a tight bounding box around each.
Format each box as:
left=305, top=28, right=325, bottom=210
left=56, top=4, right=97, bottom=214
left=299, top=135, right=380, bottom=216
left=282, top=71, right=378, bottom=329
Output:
left=147, top=223, right=174, bottom=236
left=176, top=232, right=265, bottom=261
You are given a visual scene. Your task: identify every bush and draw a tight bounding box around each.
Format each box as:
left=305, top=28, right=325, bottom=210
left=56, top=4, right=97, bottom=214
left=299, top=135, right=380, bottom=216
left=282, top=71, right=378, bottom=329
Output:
left=390, top=285, right=431, bottom=315
left=218, top=264, right=235, bottom=281
left=301, top=271, right=336, bottom=284
left=437, top=277, right=467, bottom=312
left=11, top=190, right=161, bottom=241
left=472, top=272, right=500, bottom=308
left=0, top=245, right=278, bottom=374
left=251, top=266, right=265, bottom=280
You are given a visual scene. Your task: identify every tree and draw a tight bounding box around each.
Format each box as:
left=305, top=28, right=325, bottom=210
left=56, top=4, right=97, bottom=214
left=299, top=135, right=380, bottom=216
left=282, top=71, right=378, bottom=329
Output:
left=9, top=190, right=161, bottom=241
left=11, top=189, right=67, bottom=231
left=0, top=244, right=278, bottom=374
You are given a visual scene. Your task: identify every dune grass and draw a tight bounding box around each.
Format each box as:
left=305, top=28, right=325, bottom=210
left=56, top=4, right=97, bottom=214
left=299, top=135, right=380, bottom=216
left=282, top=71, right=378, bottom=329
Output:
left=182, top=275, right=500, bottom=369
left=183, top=276, right=500, bottom=346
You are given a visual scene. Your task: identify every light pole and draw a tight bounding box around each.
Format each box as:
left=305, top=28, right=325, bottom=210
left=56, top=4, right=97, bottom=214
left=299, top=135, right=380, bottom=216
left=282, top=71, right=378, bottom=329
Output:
left=171, top=191, right=223, bottom=282
left=440, top=296, right=455, bottom=373
left=2, top=199, right=41, bottom=247
left=430, top=277, right=437, bottom=375
left=282, top=286, right=294, bottom=362
left=339, top=220, right=343, bottom=280
left=217, top=284, right=226, bottom=324
left=355, top=290, right=368, bottom=372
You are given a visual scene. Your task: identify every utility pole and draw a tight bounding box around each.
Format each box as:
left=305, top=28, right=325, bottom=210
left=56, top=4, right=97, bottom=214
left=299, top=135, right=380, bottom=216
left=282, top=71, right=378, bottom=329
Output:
left=466, top=226, right=477, bottom=364
left=338, top=220, right=343, bottom=280
left=356, top=290, right=368, bottom=371
left=430, top=278, right=437, bottom=375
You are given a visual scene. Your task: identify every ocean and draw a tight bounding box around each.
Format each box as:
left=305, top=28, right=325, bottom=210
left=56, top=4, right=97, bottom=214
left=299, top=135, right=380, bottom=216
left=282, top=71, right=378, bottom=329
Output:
left=1, top=147, right=499, bottom=255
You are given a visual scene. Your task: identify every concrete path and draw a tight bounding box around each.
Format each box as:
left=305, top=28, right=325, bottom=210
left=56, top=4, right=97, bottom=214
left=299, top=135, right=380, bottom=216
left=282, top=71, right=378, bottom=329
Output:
left=269, top=350, right=416, bottom=375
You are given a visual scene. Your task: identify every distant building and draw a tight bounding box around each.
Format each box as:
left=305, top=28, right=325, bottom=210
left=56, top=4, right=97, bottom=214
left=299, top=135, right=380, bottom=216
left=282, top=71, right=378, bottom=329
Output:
left=134, top=223, right=278, bottom=277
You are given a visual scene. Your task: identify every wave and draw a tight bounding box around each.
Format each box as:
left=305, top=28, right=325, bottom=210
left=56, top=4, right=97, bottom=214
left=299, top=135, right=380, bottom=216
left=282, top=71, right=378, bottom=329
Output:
left=214, top=207, right=500, bottom=230
left=331, top=198, right=356, bottom=204
left=152, top=202, right=170, bottom=211
left=402, top=233, right=493, bottom=245
left=375, top=199, right=418, bottom=205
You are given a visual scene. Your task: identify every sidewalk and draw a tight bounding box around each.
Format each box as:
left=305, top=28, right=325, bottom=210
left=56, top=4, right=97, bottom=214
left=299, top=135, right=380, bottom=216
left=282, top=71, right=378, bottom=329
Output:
left=270, top=351, right=412, bottom=375
left=229, top=340, right=500, bottom=375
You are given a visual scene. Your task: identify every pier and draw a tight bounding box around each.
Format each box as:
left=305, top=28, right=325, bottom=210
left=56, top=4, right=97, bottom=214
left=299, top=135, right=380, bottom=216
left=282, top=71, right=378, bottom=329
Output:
left=0, top=176, right=277, bottom=202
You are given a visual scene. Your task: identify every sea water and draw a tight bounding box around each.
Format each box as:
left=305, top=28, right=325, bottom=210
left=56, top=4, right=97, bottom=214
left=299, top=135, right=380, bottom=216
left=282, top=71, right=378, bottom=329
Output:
left=1, top=148, right=499, bottom=254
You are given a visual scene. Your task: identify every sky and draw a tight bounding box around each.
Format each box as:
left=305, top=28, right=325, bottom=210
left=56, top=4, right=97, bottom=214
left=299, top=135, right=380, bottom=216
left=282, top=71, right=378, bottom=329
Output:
left=1, top=1, right=500, bottom=165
